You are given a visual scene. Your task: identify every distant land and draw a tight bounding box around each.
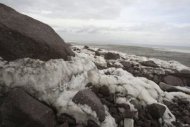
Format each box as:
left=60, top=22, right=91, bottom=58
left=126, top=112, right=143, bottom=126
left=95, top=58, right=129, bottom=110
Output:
left=70, top=42, right=190, bottom=67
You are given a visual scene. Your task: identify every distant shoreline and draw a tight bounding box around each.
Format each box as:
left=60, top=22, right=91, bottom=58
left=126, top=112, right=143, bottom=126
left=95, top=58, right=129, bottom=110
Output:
left=70, top=42, right=190, bottom=67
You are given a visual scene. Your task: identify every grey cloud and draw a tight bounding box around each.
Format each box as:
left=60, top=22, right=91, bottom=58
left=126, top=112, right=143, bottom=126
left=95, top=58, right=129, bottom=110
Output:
left=0, top=0, right=134, bottom=19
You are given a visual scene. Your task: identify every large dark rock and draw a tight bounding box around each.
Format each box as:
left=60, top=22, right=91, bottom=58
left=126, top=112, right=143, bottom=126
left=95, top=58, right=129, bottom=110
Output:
left=140, top=60, right=159, bottom=68
left=57, top=113, right=76, bottom=126
left=0, top=4, right=74, bottom=61
left=159, top=82, right=179, bottom=92
left=163, top=75, right=184, bottom=86
left=0, top=88, right=56, bottom=127
left=104, top=52, right=120, bottom=60
left=72, top=89, right=105, bottom=122
left=147, top=103, right=166, bottom=119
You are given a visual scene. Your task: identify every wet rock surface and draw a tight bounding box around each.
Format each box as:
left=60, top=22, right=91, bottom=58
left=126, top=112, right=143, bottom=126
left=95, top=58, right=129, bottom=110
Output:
left=0, top=3, right=74, bottom=61
left=0, top=88, right=56, bottom=127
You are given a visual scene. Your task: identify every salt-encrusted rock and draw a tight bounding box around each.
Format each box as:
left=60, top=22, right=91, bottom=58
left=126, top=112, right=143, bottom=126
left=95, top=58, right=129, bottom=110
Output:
left=0, top=88, right=55, bottom=127
left=124, top=118, right=134, bottom=127
left=147, top=103, right=166, bottom=119
left=72, top=89, right=106, bottom=122
left=164, top=98, right=190, bottom=126
left=140, top=60, right=159, bottom=68
left=0, top=4, right=74, bottom=61
left=104, top=52, right=120, bottom=60
left=163, top=75, right=184, bottom=86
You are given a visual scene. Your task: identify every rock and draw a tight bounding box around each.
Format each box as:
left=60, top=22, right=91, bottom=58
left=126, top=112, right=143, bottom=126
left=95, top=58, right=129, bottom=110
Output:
left=57, top=113, right=76, bottom=125
left=87, top=120, right=100, bottom=127
left=159, top=82, right=190, bottom=95
left=57, top=122, right=69, bottom=127
left=159, top=82, right=179, bottom=92
left=147, top=103, right=166, bottom=119
left=95, top=51, right=101, bottom=56
left=72, top=89, right=105, bottom=122
left=0, top=88, right=55, bottom=127
left=120, top=61, right=132, bottom=69
left=163, top=75, right=184, bottom=86
left=99, top=85, right=110, bottom=96
left=0, top=4, right=74, bottom=61
left=84, top=45, right=89, bottom=49
left=124, top=118, right=134, bottom=127
left=140, top=60, right=159, bottom=68
left=104, top=52, right=120, bottom=60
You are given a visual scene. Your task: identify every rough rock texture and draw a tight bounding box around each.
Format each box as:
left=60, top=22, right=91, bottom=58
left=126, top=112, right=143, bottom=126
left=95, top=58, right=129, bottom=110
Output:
left=164, top=98, right=190, bottom=127
left=104, top=52, right=120, bottom=60
left=159, top=82, right=179, bottom=92
left=0, top=4, right=74, bottom=61
left=72, top=89, right=105, bottom=122
left=147, top=103, right=166, bottom=119
left=163, top=75, right=184, bottom=86
left=91, top=86, right=137, bottom=126
left=0, top=88, right=56, bottom=127
left=140, top=60, right=159, bottom=68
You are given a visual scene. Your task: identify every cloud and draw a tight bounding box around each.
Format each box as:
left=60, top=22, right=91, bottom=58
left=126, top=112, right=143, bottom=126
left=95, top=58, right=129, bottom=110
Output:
left=0, top=0, right=190, bottom=46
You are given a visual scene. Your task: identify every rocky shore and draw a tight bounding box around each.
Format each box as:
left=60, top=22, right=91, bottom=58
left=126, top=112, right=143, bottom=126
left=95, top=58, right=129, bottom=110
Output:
left=0, top=3, right=190, bottom=127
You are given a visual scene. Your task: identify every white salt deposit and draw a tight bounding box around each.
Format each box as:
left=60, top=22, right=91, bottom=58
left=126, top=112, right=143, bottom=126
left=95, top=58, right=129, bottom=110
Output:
left=0, top=45, right=190, bottom=127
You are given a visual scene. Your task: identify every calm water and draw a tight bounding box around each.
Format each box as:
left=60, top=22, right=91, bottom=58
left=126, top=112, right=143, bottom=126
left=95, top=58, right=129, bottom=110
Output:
left=87, top=44, right=190, bottom=67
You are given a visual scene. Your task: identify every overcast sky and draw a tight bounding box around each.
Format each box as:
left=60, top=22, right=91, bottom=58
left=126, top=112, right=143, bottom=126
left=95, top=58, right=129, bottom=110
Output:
left=1, top=0, right=190, bottom=46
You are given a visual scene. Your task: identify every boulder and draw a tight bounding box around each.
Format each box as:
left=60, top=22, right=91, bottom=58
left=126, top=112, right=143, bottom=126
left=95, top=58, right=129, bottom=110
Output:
left=159, top=82, right=190, bottom=95
left=87, top=120, right=100, bottom=127
left=0, top=4, right=74, bottom=61
left=57, top=113, right=76, bottom=126
left=159, top=82, right=179, bottom=92
left=163, top=75, right=184, bottom=86
left=72, top=89, right=105, bottom=122
left=140, top=60, right=159, bottom=68
left=147, top=103, right=166, bottom=119
left=104, top=52, right=120, bottom=60
left=0, top=88, right=56, bottom=127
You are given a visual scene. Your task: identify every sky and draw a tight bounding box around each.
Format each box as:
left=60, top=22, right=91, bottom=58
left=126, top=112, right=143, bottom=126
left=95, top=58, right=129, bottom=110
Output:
left=1, top=0, right=190, bottom=46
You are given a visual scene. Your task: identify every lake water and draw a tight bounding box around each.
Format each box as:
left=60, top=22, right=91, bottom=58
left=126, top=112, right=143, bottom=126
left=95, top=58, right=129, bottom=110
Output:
left=85, top=44, right=190, bottom=67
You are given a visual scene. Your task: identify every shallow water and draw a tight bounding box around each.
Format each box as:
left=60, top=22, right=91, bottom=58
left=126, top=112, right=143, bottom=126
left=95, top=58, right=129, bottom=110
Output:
left=88, top=44, right=190, bottom=67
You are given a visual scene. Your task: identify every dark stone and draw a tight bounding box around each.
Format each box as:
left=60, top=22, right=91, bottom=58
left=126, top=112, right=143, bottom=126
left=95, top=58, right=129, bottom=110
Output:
left=95, top=51, right=101, bottom=56
left=122, top=110, right=137, bottom=119
left=159, top=82, right=179, bottom=92
left=0, top=4, right=74, bottom=61
left=83, top=45, right=89, bottom=49
left=147, top=103, right=166, bottom=119
left=99, top=85, right=110, bottom=96
left=57, top=113, right=76, bottom=125
left=163, top=75, right=184, bottom=86
left=72, top=89, right=105, bottom=122
left=57, top=122, right=69, bottom=127
left=140, top=60, right=159, bottom=68
left=120, top=61, right=132, bottom=69
left=0, top=88, right=56, bottom=127
left=87, top=120, right=100, bottom=127
left=104, top=52, right=120, bottom=60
